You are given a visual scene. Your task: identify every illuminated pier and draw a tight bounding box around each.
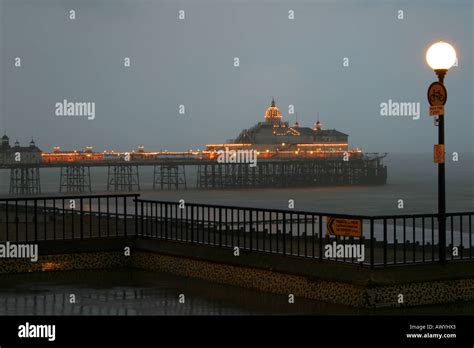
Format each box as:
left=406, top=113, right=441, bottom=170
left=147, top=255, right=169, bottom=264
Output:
left=0, top=99, right=387, bottom=193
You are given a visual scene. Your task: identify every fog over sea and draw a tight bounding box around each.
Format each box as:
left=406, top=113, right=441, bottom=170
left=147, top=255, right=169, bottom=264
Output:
left=1, top=153, right=473, bottom=215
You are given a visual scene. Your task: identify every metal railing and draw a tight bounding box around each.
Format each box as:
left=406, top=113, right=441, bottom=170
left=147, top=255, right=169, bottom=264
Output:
left=135, top=199, right=473, bottom=267
left=0, top=194, right=472, bottom=267
left=0, top=194, right=139, bottom=241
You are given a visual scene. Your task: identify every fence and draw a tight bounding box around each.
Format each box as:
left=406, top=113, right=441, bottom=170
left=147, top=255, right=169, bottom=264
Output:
left=0, top=194, right=473, bottom=268
left=0, top=194, right=138, bottom=241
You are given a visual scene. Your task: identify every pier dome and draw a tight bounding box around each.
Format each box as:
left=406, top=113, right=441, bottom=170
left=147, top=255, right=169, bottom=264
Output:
left=264, top=98, right=282, bottom=123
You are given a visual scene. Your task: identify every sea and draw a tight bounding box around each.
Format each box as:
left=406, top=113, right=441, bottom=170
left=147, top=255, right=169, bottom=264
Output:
left=1, top=153, right=473, bottom=214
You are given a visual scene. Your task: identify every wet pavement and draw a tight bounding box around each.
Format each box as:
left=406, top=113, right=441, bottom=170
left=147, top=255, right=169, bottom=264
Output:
left=0, top=269, right=473, bottom=315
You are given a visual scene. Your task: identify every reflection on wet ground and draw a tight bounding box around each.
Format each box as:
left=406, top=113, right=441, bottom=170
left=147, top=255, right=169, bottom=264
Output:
left=0, top=269, right=339, bottom=315
left=0, top=269, right=473, bottom=315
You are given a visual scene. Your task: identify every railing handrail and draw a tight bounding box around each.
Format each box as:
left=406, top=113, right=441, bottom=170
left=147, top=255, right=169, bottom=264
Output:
left=133, top=198, right=474, bottom=220
left=0, top=194, right=471, bottom=220
left=134, top=198, right=372, bottom=219
left=0, top=193, right=140, bottom=202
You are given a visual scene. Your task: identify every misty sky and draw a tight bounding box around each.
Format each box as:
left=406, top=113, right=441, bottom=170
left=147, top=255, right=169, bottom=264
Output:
left=0, top=0, right=472, bottom=153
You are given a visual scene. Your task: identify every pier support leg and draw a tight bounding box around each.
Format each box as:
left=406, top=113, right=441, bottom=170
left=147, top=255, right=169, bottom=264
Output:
left=107, top=165, right=140, bottom=191
left=59, top=166, right=92, bottom=192
left=153, top=165, right=187, bottom=190
left=195, top=158, right=387, bottom=189
left=9, top=167, right=41, bottom=194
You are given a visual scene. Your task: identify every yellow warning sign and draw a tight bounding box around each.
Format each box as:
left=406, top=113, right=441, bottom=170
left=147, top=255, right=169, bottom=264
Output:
left=434, top=144, right=445, bottom=164
left=327, top=217, right=362, bottom=237
left=429, top=105, right=444, bottom=117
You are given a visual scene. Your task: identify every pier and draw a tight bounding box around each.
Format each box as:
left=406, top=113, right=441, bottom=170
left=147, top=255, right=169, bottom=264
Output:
left=1, top=156, right=387, bottom=194
left=0, top=98, right=388, bottom=194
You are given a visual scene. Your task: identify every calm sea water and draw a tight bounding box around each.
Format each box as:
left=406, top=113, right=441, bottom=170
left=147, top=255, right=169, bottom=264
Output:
left=1, top=153, right=472, bottom=214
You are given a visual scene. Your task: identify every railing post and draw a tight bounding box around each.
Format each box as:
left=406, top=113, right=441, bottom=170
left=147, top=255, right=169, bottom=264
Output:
left=459, top=215, right=463, bottom=259
left=140, top=201, right=144, bottom=237
left=439, top=212, right=446, bottom=263
left=370, top=218, right=374, bottom=269
left=124, top=196, right=127, bottom=237
left=191, top=205, right=194, bottom=243
left=469, top=214, right=472, bottom=259
left=283, top=213, right=286, bottom=255
left=15, top=200, right=19, bottom=242
left=249, top=209, right=253, bottom=251
left=98, top=197, right=101, bottom=238
left=115, top=196, right=119, bottom=237
left=34, top=199, right=38, bottom=242
left=43, top=199, right=47, bottom=240
left=383, top=218, right=387, bottom=267
left=319, top=215, right=323, bottom=261
left=80, top=198, right=84, bottom=240
left=105, top=197, right=109, bottom=237
left=134, top=197, right=138, bottom=237
left=5, top=202, right=9, bottom=241
left=219, top=207, right=222, bottom=247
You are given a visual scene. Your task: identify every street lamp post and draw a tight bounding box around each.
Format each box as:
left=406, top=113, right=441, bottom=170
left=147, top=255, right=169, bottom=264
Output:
left=426, top=41, right=457, bottom=263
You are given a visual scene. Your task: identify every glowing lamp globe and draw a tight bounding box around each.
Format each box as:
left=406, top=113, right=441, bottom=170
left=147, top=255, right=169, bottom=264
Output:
left=426, top=41, right=457, bottom=71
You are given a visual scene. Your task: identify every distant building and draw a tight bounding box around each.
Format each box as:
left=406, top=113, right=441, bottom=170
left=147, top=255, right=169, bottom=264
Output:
left=206, top=99, right=358, bottom=158
left=0, top=134, right=42, bottom=164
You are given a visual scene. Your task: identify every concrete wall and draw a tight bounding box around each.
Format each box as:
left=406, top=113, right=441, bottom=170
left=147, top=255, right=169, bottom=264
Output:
left=0, top=238, right=473, bottom=308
